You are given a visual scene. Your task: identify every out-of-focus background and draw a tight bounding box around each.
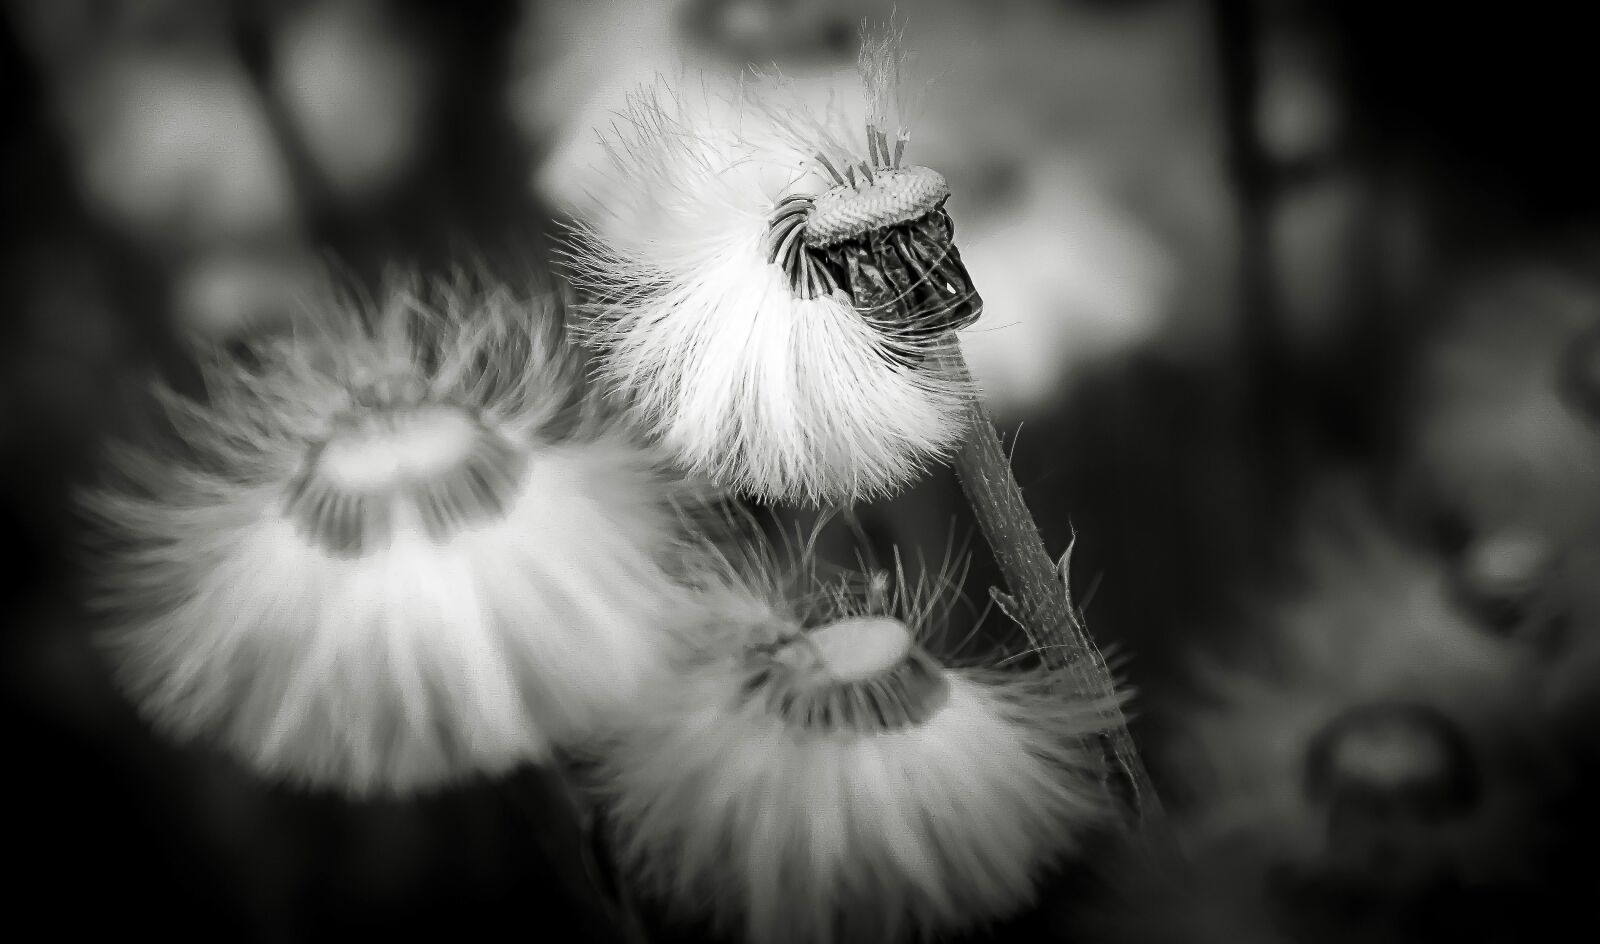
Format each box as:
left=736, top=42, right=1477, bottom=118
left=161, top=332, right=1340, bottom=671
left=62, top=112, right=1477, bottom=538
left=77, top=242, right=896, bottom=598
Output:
left=4, top=0, right=1598, bottom=940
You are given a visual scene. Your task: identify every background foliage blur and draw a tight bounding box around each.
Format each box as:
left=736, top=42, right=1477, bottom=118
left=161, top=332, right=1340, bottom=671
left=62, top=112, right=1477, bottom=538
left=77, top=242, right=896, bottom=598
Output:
left=4, top=0, right=1597, bottom=939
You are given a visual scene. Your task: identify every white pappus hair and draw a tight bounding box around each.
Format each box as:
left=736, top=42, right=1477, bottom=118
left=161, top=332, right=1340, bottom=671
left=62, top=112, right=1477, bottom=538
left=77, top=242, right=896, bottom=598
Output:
left=563, top=33, right=978, bottom=505
left=80, top=277, right=708, bottom=797
left=592, top=536, right=1115, bottom=943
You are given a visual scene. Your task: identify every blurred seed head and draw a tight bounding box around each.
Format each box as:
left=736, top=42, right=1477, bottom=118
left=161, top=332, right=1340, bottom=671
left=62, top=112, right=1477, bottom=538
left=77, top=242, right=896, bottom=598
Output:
left=79, top=276, right=712, bottom=796
left=1172, top=492, right=1565, bottom=906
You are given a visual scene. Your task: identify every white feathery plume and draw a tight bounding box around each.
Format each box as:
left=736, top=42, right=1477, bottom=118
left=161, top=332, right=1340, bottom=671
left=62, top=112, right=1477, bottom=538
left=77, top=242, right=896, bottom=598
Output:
left=593, top=532, right=1115, bottom=943
left=81, top=279, right=707, bottom=797
left=565, top=29, right=981, bottom=504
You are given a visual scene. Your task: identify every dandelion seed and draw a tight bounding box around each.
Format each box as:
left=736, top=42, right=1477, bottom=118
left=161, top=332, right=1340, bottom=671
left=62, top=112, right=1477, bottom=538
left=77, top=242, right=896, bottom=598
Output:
left=565, top=30, right=980, bottom=504
left=81, top=279, right=703, bottom=797
left=595, top=541, right=1114, bottom=944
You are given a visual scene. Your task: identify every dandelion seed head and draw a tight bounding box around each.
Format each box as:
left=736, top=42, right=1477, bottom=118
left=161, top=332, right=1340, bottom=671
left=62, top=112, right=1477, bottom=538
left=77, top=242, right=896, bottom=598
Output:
left=285, top=401, right=529, bottom=556
left=801, top=166, right=949, bottom=247
left=565, top=28, right=978, bottom=504
left=597, top=537, right=1115, bottom=943
left=1173, top=494, right=1562, bottom=894
left=1401, top=261, right=1600, bottom=781
left=81, top=277, right=703, bottom=797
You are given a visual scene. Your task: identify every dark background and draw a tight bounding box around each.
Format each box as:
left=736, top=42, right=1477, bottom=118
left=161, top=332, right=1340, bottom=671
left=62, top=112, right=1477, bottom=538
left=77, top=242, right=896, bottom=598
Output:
left=4, top=0, right=1598, bottom=940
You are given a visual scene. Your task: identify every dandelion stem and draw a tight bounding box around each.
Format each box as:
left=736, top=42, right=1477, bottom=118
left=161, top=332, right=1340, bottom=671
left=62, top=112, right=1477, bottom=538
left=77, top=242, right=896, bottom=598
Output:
left=942, top=343, right=1175, bottom=851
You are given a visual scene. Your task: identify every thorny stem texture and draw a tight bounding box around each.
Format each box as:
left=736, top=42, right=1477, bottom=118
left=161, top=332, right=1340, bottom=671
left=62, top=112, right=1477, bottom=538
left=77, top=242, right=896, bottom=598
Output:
left=942, top=344, right=1175, bottom=853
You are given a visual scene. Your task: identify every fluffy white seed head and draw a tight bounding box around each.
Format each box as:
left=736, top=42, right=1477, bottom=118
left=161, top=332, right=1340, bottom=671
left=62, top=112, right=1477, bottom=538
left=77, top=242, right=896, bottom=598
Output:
left=594, top=542, right=1114, bottom=943
left=81, top=278, right=706, bottom=797
left=564, top=36, right=978, bottom=505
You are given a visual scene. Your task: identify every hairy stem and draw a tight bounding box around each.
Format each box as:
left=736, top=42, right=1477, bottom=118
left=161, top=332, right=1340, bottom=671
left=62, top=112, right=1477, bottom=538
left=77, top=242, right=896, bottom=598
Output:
left=942, top=343, right=1173, bottom=850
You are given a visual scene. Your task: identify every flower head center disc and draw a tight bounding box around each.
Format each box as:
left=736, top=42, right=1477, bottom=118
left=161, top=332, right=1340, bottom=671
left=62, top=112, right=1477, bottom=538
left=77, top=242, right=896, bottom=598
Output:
left=803, top=167, right=951, bottom=249
left=317, top=405, right=481, bottom=490
left=286, top=400, right=527, bottom=556
left=804, top=615, right=915, bottom=681
left=750, top=615, right=950, bottom=733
